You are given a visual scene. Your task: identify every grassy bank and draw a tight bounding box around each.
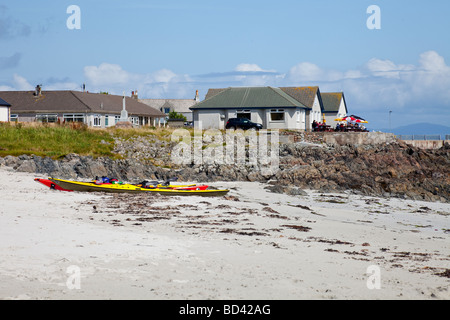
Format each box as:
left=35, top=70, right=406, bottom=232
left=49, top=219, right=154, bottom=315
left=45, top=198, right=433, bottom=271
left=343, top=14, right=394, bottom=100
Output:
left=0, top=122, right=115, bottom=159
left=0, top=122, right=188, bottom=159
left=0, top=122, right=276, bottom=160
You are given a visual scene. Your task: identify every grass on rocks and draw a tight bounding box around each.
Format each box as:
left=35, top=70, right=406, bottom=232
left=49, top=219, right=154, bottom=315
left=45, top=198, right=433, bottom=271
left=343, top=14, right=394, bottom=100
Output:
left=0, top=122, right=116, bottom=159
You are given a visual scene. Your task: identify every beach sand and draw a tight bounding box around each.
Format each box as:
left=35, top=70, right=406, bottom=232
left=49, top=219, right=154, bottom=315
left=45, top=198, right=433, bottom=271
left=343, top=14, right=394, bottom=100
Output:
left=0, top=166, right=448, bottom=300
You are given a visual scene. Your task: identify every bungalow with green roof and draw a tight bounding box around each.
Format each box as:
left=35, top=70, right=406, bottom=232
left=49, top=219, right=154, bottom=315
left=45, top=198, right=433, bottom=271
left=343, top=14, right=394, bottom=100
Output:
left=192, top=86, right=326, bottom=130
left=191, top=87, right=313, bottom=130
left=321, top=92, right=348, bottom=128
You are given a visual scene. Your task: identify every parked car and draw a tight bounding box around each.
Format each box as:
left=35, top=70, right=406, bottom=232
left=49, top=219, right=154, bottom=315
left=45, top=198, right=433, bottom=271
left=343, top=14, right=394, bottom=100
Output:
left=225, top=118, right=263, bottom=130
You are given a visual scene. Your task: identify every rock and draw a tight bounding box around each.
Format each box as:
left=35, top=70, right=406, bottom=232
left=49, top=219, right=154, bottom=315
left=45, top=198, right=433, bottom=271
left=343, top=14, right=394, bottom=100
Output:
left=114, top=121, right=133, bottom=128
left=285, top=187, right=307, bottom=196
left=16, top=160, right=37, bottom=173
left=4, top=155, right=18, bottom=167
left=264, top=185, right=286, bottom=194
left=247, top=171, right=264, bottom=182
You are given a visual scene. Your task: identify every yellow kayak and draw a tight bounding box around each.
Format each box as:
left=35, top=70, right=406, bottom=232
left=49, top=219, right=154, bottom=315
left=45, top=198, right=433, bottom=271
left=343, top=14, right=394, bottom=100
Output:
left=49, top=178, right=229, bottom=196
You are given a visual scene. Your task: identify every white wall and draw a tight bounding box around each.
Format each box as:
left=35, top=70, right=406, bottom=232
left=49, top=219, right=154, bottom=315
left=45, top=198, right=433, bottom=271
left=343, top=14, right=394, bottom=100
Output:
left=295, top=108, right=307, bottom=130
left=0, top=107, right=9, bottom=122
left=196, top=108, right=310, bottom=130
left=265, top=108, right=306, bottom=130
left=324, top=98, right=347, bottom=127
left=194, top=109, right=225, bottom=129
left=337, top=98, right=347, bottom=118
left=311, top=95, right=322, bottom=123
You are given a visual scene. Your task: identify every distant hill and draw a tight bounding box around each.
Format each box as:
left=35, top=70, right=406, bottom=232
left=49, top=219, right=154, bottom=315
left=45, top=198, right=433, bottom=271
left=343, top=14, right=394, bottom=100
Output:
left=377, top=122, right=450, bottom=136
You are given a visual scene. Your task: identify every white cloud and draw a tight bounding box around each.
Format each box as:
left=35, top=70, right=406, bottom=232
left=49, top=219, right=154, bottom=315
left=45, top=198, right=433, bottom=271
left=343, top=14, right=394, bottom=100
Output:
left=83, top=62, right=194, bottom=98
left=234, top=63, right=275, bottom=73
left=12, top=74, right=33, bottom=90
left=84, top=63, right=136, bottom=87
left=418, top=50, right=450, bottom=72
left=235, top=63, right=264, bottom=72
left=288, top=62, right=325, bottom=82
left=287, top=62, right=359, bottom=83
left=365, top=58, right=415, bottom=79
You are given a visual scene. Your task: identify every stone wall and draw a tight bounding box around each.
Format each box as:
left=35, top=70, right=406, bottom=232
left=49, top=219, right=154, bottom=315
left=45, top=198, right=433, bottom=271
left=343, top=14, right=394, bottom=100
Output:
left=281, top=131, right=397, bottom=147
left=323, top=132, right=397, bottom=146
left=402, top=140, right=450, bottom=150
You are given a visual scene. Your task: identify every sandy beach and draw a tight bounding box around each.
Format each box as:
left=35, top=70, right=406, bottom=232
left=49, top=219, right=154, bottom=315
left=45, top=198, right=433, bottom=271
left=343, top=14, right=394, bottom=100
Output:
left=0, top=166, right=448, bottom=300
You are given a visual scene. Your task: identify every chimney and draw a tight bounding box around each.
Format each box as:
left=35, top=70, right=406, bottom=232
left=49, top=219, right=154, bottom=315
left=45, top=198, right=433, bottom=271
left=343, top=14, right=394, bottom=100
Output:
left=35, top=85, right=42, bottom=96
left=131, top=90, right=138, bottom=100
left=194, top=90, right=199, bottom=102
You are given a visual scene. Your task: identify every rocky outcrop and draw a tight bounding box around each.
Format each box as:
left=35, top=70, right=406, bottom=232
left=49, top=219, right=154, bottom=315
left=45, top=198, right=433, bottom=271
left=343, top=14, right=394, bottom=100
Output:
left=1, top=135, right=449, bottom=202
left=275, top=141, right=449, bottom=202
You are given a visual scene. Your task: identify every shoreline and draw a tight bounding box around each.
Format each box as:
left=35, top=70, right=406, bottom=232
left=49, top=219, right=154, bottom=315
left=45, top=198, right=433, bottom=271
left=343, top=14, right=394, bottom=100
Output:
left=0, top=166, right=449, bottom=300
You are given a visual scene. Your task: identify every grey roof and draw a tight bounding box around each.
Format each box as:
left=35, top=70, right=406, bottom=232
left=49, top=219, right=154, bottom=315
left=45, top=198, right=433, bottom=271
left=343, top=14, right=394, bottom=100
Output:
left=0, top=91, right=165, bottom=117
left=321, top=92, right=348, bottom=114
left=191, top=87, right=308, bottom=110
left=140, top=99, right=198, bottom=113
left=279, top=86, right=323, bottom=109
left=205, top=88, right=227, bottom=100
left=0, top=97, right=11, bottom=107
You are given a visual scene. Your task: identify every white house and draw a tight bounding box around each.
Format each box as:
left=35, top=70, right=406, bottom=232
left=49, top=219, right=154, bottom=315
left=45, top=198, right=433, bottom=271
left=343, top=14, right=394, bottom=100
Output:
left=321, top=92, right=348, bottom=127
left=0, top=97, right=11, bottom=122
left=192, top=86, right=326, bottom=131
left=140, top=90, right=200, bottom=123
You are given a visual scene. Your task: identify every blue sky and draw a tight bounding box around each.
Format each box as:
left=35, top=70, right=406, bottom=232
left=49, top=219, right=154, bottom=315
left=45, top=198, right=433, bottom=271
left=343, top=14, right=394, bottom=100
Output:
left=1, top=0, right=450, bottom=129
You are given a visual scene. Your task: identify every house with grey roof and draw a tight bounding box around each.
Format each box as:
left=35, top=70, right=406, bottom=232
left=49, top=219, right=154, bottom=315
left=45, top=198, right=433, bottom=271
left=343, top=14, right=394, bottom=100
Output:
left=321, top=92, right=348, bottom=127
left=279, top=86, right=325, bottom=125
left=192, top=86, right=329, bottom=130
left=191, top=87, right=314, bottom=130
left=0, top=88, right=165, bottom=128
left=140, top=90, right=200, bottom=123
left=0, top=97, right=11, bottom=122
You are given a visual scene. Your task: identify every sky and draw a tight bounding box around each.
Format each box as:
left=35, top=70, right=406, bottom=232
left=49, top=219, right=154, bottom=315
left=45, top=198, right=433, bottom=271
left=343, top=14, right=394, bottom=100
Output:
left=1, top=0, right=450, bottom=129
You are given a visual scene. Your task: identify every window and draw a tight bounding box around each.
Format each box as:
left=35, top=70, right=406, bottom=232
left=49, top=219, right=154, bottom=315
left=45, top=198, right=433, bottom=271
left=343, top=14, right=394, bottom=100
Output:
left=270, top=109, right=285, bottom=122
left=105, top=116, right=109, bottom=127
left=130, top=116, right=139, bottom=125
left=297, top=110, right=305, bottom=123
left=93, top=115, right=101, bottom=127
left=36, top=114, right=58, bottom=123
left=164, top=108, right=171, bottom=114
left=10, top=114, right=18, bottom=122
left=64, top=114, right=85, bottom=123
left=237, top=109, right=251, bottom=120
left=115, top=115, right=121, bottom=124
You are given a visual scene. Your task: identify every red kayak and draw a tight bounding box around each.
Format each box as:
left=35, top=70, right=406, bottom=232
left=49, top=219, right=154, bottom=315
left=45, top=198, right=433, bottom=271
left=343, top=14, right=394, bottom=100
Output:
left=172, top=185, right=209, bottom=191
left=35, top=178, right=73, bottom=192
left=140, top=185, right=209, bottom=191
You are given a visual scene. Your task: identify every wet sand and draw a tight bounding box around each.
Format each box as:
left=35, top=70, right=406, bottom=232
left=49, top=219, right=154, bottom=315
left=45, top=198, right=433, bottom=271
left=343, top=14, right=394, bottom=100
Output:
left=0, top=166, right=449, bottom=300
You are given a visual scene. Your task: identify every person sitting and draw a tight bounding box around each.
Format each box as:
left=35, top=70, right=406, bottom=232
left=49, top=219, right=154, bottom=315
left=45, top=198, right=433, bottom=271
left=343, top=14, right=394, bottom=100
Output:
left=312, top=120, right=318, bottom=132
